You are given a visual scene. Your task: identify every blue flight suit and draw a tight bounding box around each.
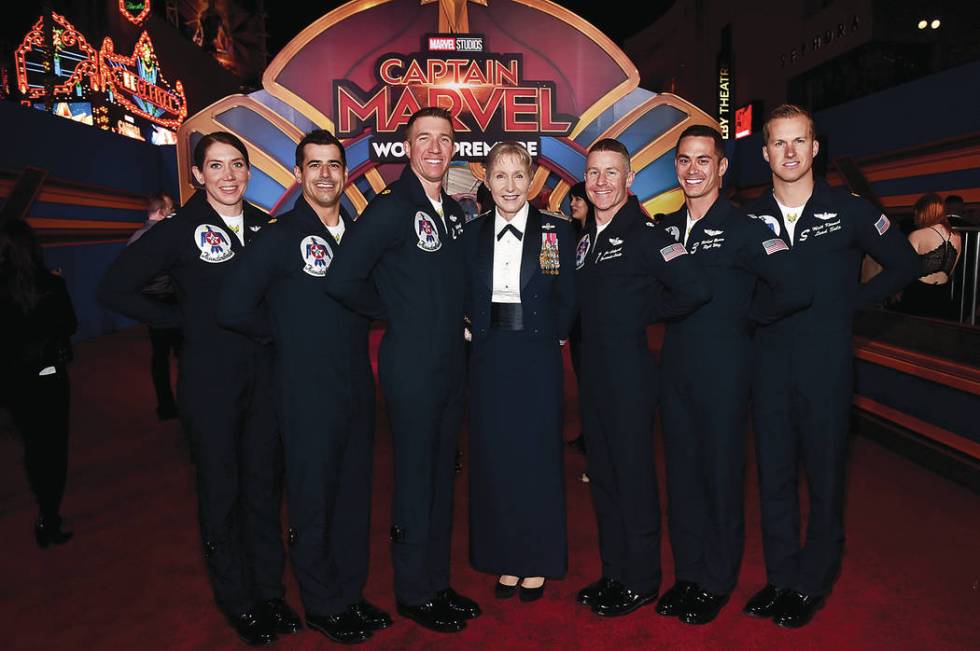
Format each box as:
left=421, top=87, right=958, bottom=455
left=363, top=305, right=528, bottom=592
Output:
left=576, top=196, right=711, bottom=596
left=323, top=167, right=466, bottom=606
left=98, top=192, right=285, bottom=617
left=659, top=199, right=811, bottom=595
left=746, top=180, right=919, bottom=596
left=217, top=196, right=375, bottom=617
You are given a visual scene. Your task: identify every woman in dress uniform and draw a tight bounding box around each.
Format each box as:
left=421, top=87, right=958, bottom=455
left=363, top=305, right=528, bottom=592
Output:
left=464, top=142, right=577, bottom=601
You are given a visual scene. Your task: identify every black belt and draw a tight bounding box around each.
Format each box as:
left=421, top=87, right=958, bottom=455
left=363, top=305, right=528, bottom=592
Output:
left=490, top=302, right=524, bottom=331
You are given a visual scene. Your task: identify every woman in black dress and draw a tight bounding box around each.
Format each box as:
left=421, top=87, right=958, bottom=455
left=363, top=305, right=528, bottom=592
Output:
left=464, top=142, right=577, bottom=601
left=0, top=219, right=77, bottom=548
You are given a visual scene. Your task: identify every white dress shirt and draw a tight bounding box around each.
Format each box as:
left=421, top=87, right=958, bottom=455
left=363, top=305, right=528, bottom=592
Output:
left=492, top=203, right=529, bottom=304
left=775, top=198, right=805, bottom=245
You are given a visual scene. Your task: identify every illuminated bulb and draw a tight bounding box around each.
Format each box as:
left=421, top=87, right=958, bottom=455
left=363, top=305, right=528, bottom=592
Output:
left=930, top=19, right=941, bottom=29
left=917, top=19, right=927, bottom=29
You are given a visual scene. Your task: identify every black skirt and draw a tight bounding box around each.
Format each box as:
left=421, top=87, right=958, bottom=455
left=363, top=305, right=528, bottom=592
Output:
left=467, top=328, right=567, bottom=578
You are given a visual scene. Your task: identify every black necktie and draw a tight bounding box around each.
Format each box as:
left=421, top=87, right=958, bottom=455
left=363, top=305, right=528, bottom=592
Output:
left=497, top=224, right=523, bottom=241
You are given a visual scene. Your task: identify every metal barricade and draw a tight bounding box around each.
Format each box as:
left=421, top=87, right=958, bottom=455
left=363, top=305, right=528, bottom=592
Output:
left=952, top=226, right=979, bottom=326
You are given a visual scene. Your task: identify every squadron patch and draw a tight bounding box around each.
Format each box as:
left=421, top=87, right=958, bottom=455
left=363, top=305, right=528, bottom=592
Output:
left=194, top=224, right=234, bottom=263
left=575, top=233, right=591, bottom=269
left=300, top=235, right=333, bottom=277
left=665, top=225, right=681, bottom=242
left=414, top=212, right=441, bottom=251
left=874, top=214, right=891, bottom=235
left=749, top=213, right=781, bottom=237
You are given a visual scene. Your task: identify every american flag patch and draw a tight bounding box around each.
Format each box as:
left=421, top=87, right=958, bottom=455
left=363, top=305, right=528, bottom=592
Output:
left=762, top=238, right=789, bottom=255
left=874, top=214, right=890, bottom=235
left=660, top=243, right=687, bottom=262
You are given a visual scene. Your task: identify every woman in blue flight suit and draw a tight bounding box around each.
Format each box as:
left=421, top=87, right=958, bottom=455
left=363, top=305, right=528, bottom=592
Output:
left=98, top=133, right=294, bottom=646
left=464, top=142, right=577, bottom=600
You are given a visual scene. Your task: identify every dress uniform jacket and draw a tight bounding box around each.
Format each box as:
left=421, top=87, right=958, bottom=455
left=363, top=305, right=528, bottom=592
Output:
left=323, top=167, right=466, bottom=606
left=217, top=196, right=374, bottom=617
left=98, top=191, right=285, bottom=616
left=463, top=207, right=577, bottom=578
left=576, top=196, right=711, bottom=595
left=659, top=199, right=811, bottom=595
left=745, top=180, right=919, bottom=596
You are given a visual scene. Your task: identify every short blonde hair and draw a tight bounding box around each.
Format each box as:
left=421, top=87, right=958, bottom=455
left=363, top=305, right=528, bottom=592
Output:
left=485, top=141, right=532, bottom=174
left=762, top=104, right=816, bottom=142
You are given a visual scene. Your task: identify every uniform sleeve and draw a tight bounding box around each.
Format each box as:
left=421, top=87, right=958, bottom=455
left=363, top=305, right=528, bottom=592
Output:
left=852, top=201, right=920, bottom=307
left=643, top=226, right=712, bottom=322
left=216, top=229, right=277, bottom=342
left=555, top=220, right=578, bottom=339
left=97, top=219, right=182, bottom=328
left=739, top=219, right=813, bottom=324
left=323, top=200, right=396, bottom=321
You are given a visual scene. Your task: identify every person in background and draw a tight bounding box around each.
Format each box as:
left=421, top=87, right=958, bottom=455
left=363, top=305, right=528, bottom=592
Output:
left=0, top=219, right=77, bottom=548
left=565, top=181, right=593, bottom=456
left=464, top=142, right=577, bottom=601
left=129, top=193, right=182, bottom=420
left=898, top=193, right=962, bottom=320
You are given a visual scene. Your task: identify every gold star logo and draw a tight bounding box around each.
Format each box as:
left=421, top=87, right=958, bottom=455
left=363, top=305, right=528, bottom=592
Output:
left=421, top=0, right=488, bottom=33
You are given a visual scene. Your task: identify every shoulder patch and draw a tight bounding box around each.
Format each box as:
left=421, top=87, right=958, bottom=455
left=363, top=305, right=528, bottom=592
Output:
left=660, top=243, right=687, bottom=262
left=874, top=214, right=890, bottom=236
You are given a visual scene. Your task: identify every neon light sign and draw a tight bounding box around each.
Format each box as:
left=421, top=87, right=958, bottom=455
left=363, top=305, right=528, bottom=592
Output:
left=100, top=31, right=188, bottom=130
left=119, top=0, right=151, bottom=26
left=15, top=13, right=99, bottom=99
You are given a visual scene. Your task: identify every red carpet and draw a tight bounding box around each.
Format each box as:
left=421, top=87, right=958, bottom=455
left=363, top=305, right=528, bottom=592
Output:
left=2, top=326, right=978, bottom=650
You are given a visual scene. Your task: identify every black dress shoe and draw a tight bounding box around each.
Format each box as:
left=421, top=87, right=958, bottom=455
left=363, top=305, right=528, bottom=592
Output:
left=656, top=581, right=697, bottom=617
left=259, top=598, right=301, bottom=634
left=576, top=576, right=614, bottom=606
left=743, top=584, right=788, bottom=618
left=228, top=609, right=277, bottom=646
left=518, top=580, right=545, bottom=602
left=306, top=611, right=372, bottom=644
left=34, top=517, right=72, bottom=549
left=773, top=591, right=824, bottom=628
left=396, top=599, right=466, bottom=633
left=436, top=587, right=481, bottom=619
left=679, top=589, right=729, bottom=625
left=495, top=578, right=519, bottom=599
left=592, top=582, right=658, bottom=617
left=348, top=600, right=392, bottom=630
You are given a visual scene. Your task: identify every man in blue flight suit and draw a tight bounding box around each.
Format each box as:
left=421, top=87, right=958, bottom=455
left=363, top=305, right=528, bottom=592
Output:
left=217, top=130, right=392, bottom=644
left=656, top=125, right=811, bottom=625
left=743, top=105, right=920, bottom=627
left=574, top=138, right=711, bottom=618
left=323, top=108, right=480, bottom=633
left=99, top=133, right=295, bottom=646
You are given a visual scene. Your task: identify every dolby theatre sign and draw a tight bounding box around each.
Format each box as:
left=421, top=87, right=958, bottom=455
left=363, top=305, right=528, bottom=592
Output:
left=178, top=0, right=717, bottom=217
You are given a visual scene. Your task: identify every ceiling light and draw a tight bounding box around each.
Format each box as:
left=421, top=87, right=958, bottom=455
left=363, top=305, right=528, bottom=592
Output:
left=917, top=19, right=927, bottom=29
left=930, top=19, right=941, bottom=29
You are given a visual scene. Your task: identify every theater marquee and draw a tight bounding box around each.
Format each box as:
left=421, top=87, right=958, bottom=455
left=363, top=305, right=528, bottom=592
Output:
left=178, top=0, right=718, bottom=217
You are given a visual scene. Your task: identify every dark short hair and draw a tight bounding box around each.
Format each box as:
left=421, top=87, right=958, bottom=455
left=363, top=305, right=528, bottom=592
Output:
left=587, top=138, right=630, bottom=161
left=762, top=103, right=815, bottom=142
left=676, top=124, right=725, bottom=158
left=295, top=129, right=347, bottom=168
left=193, top=132, right=250, bottom=170
left=147, top=192, right=174, bottom=214
left=404, top=107, right=455, bottom=142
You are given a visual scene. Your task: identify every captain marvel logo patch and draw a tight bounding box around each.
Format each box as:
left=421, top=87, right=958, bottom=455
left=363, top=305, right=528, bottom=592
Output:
left=194, top=224, right=234, bottom=263
left=575, top=234, right=591, bottom=269
left=414, top=212, right=441, bottom=252
left=300, top=235, right=333, bottom=277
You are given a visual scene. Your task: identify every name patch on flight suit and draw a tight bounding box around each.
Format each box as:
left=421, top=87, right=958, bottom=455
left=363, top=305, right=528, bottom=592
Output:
left=575, top=233, right=591, bottom=269
left=797, top=214, right=842, bottom=243
left=300, top=235, right=333, bottom=277
left=194, top=224, right=235, bottom=263
left=415, top=212, right=442, bottom=251
left=691, top=230, right=725, bottom=253
left=597, top=236, right=623, bottom=263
